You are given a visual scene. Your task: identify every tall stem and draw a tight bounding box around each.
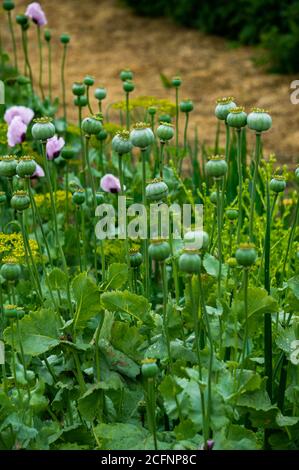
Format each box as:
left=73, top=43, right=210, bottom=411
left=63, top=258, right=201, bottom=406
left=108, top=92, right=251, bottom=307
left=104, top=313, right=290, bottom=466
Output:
left=175, top=87, right=179, bottom=164
left=37, top=27, right=44, bottom=99
left=125, top=92, right=130, bottom=130
left=141, top=148, right=149, bottom=298
left=216, top=178, right=222, bottom=299
left=264, top=178, right=273, bottom=401
left=21, top=29, right=34, bottom=95
left=282, top=195, right=299, bottom=278
left=159, top=141, right=165, bottom=178
left=236, top=129, right=243, bottom=243
left=249, top=132, right=261, bottom=241
left=7, top=11, right=17, bottom=70
left=146, top=378, right=158, bottom=450
left=61, top=44, right=67, bottom=125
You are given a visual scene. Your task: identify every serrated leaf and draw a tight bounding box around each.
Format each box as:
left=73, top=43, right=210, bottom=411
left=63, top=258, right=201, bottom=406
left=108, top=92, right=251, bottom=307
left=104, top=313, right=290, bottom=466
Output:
left=72, top=272, right=102, bottom=330
left=101, top=290, right=151, bottom=324
left=3, top=309, right=60, bottom=356
left=48, top=267, right=68, bottom=290
left=106, top=263, right=129, bottom=290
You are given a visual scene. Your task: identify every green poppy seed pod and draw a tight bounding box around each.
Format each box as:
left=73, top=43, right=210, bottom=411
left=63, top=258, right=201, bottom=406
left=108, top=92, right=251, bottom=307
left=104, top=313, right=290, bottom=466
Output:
left=227, top=257, right=237, bottom=268
left=81, top=115, right=103, bottom=135
left=4, top=305, right=25, bottom=319
left=95, top=192, right=105, bottom=205
left=61, top=146, right=76, bottom=160
left=32, top=117, right=55, bottom=141
left=10, top=191, right=30, bottom=211
left=17, top=75, right=31, bottom=85
left=148, top=106, right=157, bottom=116
left=97, top=128, right=108, bottom=141
left=0, top=192, right=7, bottom=205
left=123, top=80, right=135, bottom=93
left=145, top=179, right=168, bottom=202
left=129, top=249, right=143, bottom=268
left=94, top=87, right=107, bottom=101
left=247, top=108, right=272, bottom=133
left=226, top=208, right=239, bottom=220
left=235, top=243, right=257, bottom=267
left=130, top=123, right=155, bottom=149
left=112, top=130, right=133, bottom=155
left=179, top=249, right=201, bottom=274
left=172, top=76, right=182, bottom=88
left=0, top=155, right=17, bottom=177
left=74, top=95, right=88, bottom=107
left=159, top=114, right=172, bottom=124
left=60, top=33, right=70, bottom=44
left=156, top=122, right=174, bottom=142
left=215, top=97, right=237, bottom=121
left=120, top=69, right=133, bottom=81
left=141, top=359, right=159, bottom=378
left=206, top=155, right=228, bottom=179
left=1, top=258, right=21, bottom=281
left=3, top=0, right=15, bottom=11
left=72, top=190, right=86, bottom=205
left=16, top=156, right=36, bottom=178
left=269, top=176, right=286, bottom=193
left=44, top=29, right=51, bottom=42
left=84, top=75, right=94, bottom=87
left=180, top=99, right=194, bottom=113
left=149, top=240, right=170, bottom=261
left=210, top=191, right=218, bottom=205
left=16, top=14, right=28, bottom=28
left=72, top=82, right=85, bottom=96
left=227, top=106, right=247, bottom=128
left=294, top=167, right=299, bottom=183
left=184, top=230, right=209, bottom=251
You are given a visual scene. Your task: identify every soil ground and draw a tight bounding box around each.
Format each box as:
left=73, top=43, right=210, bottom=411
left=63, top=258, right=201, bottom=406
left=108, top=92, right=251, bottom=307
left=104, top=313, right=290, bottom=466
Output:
left=1, top=0, right=299, bottom=164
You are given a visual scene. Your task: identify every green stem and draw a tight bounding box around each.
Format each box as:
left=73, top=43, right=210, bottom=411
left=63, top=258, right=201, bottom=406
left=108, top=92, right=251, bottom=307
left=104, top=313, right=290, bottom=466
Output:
left=159, top=141, right=165, bottom=178
left=249, top=132, right=261, bottom=241
left=236, top=129, right=243, bottom=243
left=282, top=195, right=299, bottom=278
left=141, top=149, right=150, bottom=298
left=47, top=40, right=52, bottom=100
left=85, top=136, right=96, bottom=208
left=216, top=178, right=222, bottom=300
left=72, top=350, right=86, bottom=394
left=86, top=86, right=93, bottom=114
left=146, top=378, right=158, bottom=450
left=125, top=92, right=130, bottom=130
left=21, top=28, right=34, bottom=95
left=7, top=11, right=17, bottom=70
left=94, top=314, right=104, bottom=382
left=175, top=87, right=179, bottom=163
left=61, top=44, right=68, bottom=125
left=37, top=26, right=44, bottom=99
left=242, top=268, right=249, bottom=364
left=75, top=207, right=82, bottom=272
left=65, top=163, right=69, bottom=227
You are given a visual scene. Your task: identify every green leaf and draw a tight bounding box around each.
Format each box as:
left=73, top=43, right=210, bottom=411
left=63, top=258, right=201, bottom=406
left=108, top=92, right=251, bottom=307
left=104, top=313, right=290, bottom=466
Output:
left=3, top=309, right=60, bottom=356
left=287, top=276, right=299, bottom=299
left=276, top=412, right=299, bottom=427
left=101, top=290, right=151, bottom=324
left=174, top=419, right=197, bottom=440
left=111, top=321, right=145, bottom=361
left=99, top=339, right=140, bottom=379
left=203, top=253, right=227, bottom=278
left=78, top=378, right=122, bottom=421
left=276, top=327, right=296, bottom=354
left=106, top=263, right=129, bottom=290
left=48, top=267, right=68, bottom=290
left=72, top=272, right=102, bottom=330
left=215, top=424, right=259, bottom=450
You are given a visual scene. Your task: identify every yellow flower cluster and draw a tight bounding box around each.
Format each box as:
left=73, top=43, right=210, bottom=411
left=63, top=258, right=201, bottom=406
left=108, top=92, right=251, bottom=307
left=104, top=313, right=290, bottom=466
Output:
left=34, top=190, right=72, bottom=211
left=112, top=96, right=176, bottom=116
left=0, top=232, right=38, bottom=263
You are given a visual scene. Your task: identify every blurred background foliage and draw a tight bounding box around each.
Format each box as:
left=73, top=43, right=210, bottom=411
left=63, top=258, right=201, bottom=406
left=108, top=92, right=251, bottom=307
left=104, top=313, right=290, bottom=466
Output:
left=122, top=0, right=299, bottom=73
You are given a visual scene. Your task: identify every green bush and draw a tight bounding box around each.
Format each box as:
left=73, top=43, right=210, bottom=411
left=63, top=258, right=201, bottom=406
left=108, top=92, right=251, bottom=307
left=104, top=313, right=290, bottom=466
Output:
left=123, top=0, right=299, bottom=73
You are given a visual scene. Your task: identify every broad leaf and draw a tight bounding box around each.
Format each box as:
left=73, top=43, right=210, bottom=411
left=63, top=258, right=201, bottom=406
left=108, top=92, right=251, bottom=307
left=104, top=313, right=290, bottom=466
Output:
left=72, top=272, right=102, bottom=330
left=106, top=263, right=129, bottom=290
left=101, top=290, right=151, bottom=324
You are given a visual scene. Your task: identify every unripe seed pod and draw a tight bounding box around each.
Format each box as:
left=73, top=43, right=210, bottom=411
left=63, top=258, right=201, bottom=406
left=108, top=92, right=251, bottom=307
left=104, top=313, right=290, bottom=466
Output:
left=94, top=87, right=107, bottom=101
left=74, top=96, right=88, bottom=107
left=123, top=80, right=134, bottom=93
left=81, top=115, right=103, bottom=135
left=158, top=114, right=171, bottom=124
left=95, top=192, right=105, bottom=205
left=206, top=155, right=228, bottom=179
left=269, top=176, right=286, bottom=193
left=235, top=243, right=257, bottom=267
left=112, top=130, right=133, bottom=155
left=120, top=69, right=133, bottom=82
left=129, top=249, right=143, bottom=268
left=0, top=258, right=21, bottom=281
left=180, top=99, right=194, bottom=113
left=97, top=128, right=108, bottom=141
left=247, top=108, right=272, bottom=133
left=215, top=97, right=237, bottom=121
left=156, top=122, right=174, bottom=142
left=184, top=230, right=209, bottom=250
left=4, top=305, right=25, bottom=319
left=3, top=0, right=15, bottom=11
left=72, top=189, right=85, bottom=205
left=141, top=358, right=159, bottom=378
left=172, top=76, right=182, bottom=88
left=44, top=29, right=51, bottom=42
left=130, top=122, right=154, bottom=149
left=61, top=147, right=76, bottom=160
left=31, top=117, right=55, bottom=141
left=149, top=239, right=170, bottom=261
left=16, top=156, right=36, bottom=178
left=10, top=191, right=30, bottom=211
left=226, top=208, right=238, bottom=220
left=84, top=75, right=95, bottom=87
left=60, top=33, right=70, bottom=44
left=72, top=82, right=85, bottom=96
left=145, top=179, right=168, bottom=202
left=0, top=155, right=17, bottom=177
left=179, top=249, right=201, bottom=274
left=227, top=106, right=247, bottom=128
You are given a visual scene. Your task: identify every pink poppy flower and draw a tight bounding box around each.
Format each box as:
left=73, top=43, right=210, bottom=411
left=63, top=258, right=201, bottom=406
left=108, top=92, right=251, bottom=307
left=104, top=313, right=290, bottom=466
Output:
left=46, top=135, right=65, bottom=160
left=4, top=106, right=34, bottom=126
left=100, top=174, right=121, bottom=193
left=31, top=163, right=45, bottom=178
left=25, top=2, right=47, bottom=26
left=7, top=116, right=27, bottom=147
